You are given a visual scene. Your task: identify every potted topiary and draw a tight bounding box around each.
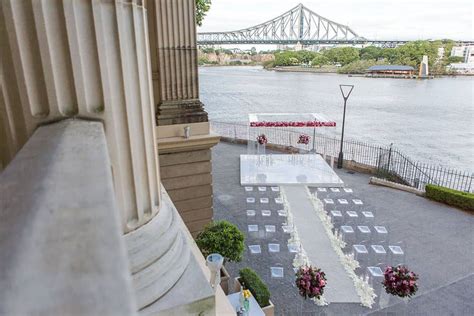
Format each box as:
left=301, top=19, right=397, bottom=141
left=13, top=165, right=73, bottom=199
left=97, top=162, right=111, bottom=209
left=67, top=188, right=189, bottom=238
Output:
left=196, top=220, right=245, bottom=294
left=234, top=268, right=274, bottom=316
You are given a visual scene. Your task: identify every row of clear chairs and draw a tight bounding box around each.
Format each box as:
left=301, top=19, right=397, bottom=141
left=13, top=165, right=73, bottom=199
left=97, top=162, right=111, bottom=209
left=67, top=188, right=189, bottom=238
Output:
left=351, top=244, right=405, bottom=269
left=338, top=224, right=389, bottom=246
left=330, top=209, right=375, bottom=227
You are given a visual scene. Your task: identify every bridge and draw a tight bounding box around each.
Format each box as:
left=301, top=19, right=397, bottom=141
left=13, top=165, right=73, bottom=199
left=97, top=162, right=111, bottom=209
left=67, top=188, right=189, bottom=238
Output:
left=197, top=4, right=472, bottom=47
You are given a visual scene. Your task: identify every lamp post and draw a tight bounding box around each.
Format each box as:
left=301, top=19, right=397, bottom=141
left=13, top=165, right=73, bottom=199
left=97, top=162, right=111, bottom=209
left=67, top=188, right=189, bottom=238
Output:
left=337, top=84, right=354, bottom=169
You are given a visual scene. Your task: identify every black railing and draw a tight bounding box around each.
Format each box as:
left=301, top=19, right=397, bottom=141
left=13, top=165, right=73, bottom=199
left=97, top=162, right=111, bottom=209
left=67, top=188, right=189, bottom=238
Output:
left=210, top=120, right=473, bottom=193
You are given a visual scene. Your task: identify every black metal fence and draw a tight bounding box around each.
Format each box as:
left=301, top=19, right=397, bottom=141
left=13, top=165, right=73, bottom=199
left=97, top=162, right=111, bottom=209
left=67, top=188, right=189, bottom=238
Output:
left=210, top=120, right=473, bottom=193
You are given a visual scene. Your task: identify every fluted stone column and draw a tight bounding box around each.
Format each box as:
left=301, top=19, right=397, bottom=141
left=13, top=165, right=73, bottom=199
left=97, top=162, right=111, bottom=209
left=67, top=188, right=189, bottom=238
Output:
left=147, top=0, right=220, bottom=236
left=147, top=0, right=207, bottom=125
left=0, top=1, right=218, bottom=312
left=0, top=0, right=160, bottom=233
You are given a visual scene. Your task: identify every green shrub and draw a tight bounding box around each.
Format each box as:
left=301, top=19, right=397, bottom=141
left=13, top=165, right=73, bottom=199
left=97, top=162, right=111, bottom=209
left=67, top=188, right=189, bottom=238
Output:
left=425, top=184, right=474, bottom=211
left=195, top=220, right=245, bottom=263
left=239, top=268, right=271, bottom=307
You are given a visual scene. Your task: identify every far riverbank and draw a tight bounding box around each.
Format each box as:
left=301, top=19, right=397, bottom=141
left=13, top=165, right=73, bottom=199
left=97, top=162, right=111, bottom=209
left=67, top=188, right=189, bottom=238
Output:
left=199, top=66, right=474, bottom=172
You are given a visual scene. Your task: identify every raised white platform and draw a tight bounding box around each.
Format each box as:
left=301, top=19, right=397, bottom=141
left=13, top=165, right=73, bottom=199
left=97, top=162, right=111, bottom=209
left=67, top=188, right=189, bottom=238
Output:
left=240, top=154, right=344, bottom=186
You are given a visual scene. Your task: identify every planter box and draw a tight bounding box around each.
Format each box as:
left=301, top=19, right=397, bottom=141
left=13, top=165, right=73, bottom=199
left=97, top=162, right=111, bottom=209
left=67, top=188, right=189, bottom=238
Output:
left=220, top=266, right=230, bottom=295
left=233, top=277, right=275, bottom=316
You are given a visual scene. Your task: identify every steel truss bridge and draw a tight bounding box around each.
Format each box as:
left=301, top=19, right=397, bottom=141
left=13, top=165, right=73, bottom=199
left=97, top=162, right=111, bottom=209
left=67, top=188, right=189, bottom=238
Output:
left=197, top=4, right=472, bottom=47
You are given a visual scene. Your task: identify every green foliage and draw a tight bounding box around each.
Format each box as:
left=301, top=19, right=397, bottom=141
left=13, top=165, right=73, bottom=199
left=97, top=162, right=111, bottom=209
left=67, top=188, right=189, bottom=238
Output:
left=322, top=47, right=359, bottom=66
left=360, top=46, right=384, bottom=61
left=198, top=56, right=217, bottom=65
left=311, top=54, right=329, bottom=67
left=425, top=185, right=474, bottom=211
left=273, top=50, right=319, bottom=66
left=447, top=56, right=464, bottom=64
left=394, top=41, right=439, bottom=68
left=262, top=60, right=274, bottom=69
left=196, top=220, right=245, bottom=263
left=201, top=47, right=215, bottom=54
left=195, top=0, right=211, bottom=26
left=337, top=60, right=383, bottom=74
left=273, top=51, right=299, bottom=66
left=239, top=268, right=271, bottom=307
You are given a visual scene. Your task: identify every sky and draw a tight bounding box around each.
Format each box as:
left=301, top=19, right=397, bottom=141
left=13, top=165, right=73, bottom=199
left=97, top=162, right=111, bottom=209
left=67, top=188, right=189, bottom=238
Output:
left=198, top=0, right=474, bottom=43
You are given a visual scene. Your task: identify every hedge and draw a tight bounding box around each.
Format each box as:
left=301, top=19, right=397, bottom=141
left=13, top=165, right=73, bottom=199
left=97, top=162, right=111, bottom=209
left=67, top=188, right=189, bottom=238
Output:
left=239, top=268, right=271, bottom=307
left=425, top=184, right=474, bottom=211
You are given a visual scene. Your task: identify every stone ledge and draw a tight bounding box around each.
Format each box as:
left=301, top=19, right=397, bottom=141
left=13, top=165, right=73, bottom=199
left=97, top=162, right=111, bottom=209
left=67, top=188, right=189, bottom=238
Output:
left=369, top=177, right=425, bottom=196
left=157, top=133, right=220, bottom=154
left=0, top=120, right=135, bottom=315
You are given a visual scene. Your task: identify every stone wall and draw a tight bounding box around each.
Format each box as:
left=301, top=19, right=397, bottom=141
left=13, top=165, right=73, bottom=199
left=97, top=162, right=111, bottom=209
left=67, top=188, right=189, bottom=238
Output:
left=160, top=149, right=215, bottom=236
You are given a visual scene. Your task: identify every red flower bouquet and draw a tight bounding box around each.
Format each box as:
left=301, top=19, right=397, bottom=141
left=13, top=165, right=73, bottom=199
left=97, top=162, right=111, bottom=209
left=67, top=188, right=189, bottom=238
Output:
left=250, top=121, right=336, bottom=128
left=297, top=134, right=310, bottom=145
left=295, top=266, right=327, bottom=300
left=256, top=134, right=268, bottom=145
left=383, top=266, right=418, bottom=298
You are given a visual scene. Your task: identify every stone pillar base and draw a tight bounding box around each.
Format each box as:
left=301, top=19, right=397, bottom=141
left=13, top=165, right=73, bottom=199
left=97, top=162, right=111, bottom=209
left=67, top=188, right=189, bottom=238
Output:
left=156, top=100, right=208, bottom=125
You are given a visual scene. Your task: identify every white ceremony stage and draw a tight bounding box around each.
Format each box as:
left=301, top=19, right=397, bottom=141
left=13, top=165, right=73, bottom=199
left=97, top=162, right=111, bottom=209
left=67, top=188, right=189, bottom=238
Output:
left=240, top=154, right=344, bottom=187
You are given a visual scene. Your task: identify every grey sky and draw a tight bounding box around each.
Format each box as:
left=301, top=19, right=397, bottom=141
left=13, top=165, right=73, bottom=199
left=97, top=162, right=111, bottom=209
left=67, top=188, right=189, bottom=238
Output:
left=198, top=0, right=474, bottom=41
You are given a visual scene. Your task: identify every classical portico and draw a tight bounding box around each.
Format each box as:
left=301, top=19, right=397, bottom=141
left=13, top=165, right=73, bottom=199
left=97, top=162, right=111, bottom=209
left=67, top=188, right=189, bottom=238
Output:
left=0, top=0, right=228, bottom=314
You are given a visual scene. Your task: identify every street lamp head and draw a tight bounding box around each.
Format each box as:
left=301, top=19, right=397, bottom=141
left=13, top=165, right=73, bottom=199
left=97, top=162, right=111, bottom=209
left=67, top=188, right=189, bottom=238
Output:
left=339, top=84, right=354, bottom=100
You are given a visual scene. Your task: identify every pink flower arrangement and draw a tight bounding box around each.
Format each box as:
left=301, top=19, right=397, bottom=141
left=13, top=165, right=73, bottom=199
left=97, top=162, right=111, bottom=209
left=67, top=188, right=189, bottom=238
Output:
left=295, top=266, right=327, bottom=300
left=383, top=266, right=419, bottom=298
left=250, top=121, right=336, bottom=128
left=297, top=134, right=310, bottom=145
left=256, top=134, right=268, bottom=145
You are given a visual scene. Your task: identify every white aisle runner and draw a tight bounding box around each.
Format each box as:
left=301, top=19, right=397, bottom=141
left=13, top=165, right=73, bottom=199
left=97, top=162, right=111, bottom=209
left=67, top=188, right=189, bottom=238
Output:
left=282, top=185, right=360, bottom=303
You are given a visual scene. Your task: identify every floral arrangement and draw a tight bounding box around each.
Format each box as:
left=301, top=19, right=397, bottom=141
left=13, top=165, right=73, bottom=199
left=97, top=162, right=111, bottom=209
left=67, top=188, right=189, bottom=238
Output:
left=295, top=266, right=327, bottom=300
left=297, top=134, right=310, bottom=145
left=250, top=121, right=336, bottom=127
left=242, top=289, right=251, bottom=299
left=383, top=266, right=419, bottom=298
left=257, top=134, right=268, bottom=145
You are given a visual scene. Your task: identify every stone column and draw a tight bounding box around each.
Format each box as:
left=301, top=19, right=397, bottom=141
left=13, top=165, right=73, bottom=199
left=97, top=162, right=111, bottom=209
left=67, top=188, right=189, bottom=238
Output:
left=0, top=1, right=216, bottom=312
left=147, top=0, right=220, bottom=236
left=0, top=0, right=160, bottom=233
left=147, top=0, right=207, bottom=125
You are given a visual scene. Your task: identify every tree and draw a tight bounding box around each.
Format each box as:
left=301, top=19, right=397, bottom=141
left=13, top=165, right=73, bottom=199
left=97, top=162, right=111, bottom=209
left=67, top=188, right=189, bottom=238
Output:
left=296, top=50, right=318, bottom=64
left=447, top=56, right=464, bottom=64
left=274, top=51, right=299, bottom=66
left=360, top=46, right=383, bottom=61
left=322, top=47, right=359, bottom=66
left=311, top=54, right=329, bottom=67
left=195, top=0, right=211, bottom=26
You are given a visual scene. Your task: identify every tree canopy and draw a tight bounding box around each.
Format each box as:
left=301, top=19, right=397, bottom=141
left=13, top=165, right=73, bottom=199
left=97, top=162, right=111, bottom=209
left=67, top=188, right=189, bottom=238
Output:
left=195, top=0, right=211, bottom=26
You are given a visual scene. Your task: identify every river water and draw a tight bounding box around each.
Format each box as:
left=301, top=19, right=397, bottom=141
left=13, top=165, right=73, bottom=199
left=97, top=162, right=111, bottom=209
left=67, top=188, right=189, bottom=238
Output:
left=199, top=66, right=474, bottom=172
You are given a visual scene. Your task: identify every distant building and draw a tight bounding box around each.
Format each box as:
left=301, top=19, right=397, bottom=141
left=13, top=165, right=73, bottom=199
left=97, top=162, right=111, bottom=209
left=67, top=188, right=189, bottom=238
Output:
left=451, top=45, right=474, bottom=63
left=448, top=63, right=474, bottom=74
left=367, top=65, right=415, bottom=76
left=450, top=45, right=474, bottom=74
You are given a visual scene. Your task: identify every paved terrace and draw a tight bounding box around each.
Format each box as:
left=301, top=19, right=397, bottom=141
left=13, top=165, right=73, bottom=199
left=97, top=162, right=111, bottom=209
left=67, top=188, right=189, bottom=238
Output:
left=212, top=142, right=473, bottom=316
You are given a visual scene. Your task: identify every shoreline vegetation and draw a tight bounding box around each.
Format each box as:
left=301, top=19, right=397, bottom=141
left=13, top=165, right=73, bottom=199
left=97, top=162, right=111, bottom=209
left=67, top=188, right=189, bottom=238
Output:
left=199, top=40, right=468, bottom=76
